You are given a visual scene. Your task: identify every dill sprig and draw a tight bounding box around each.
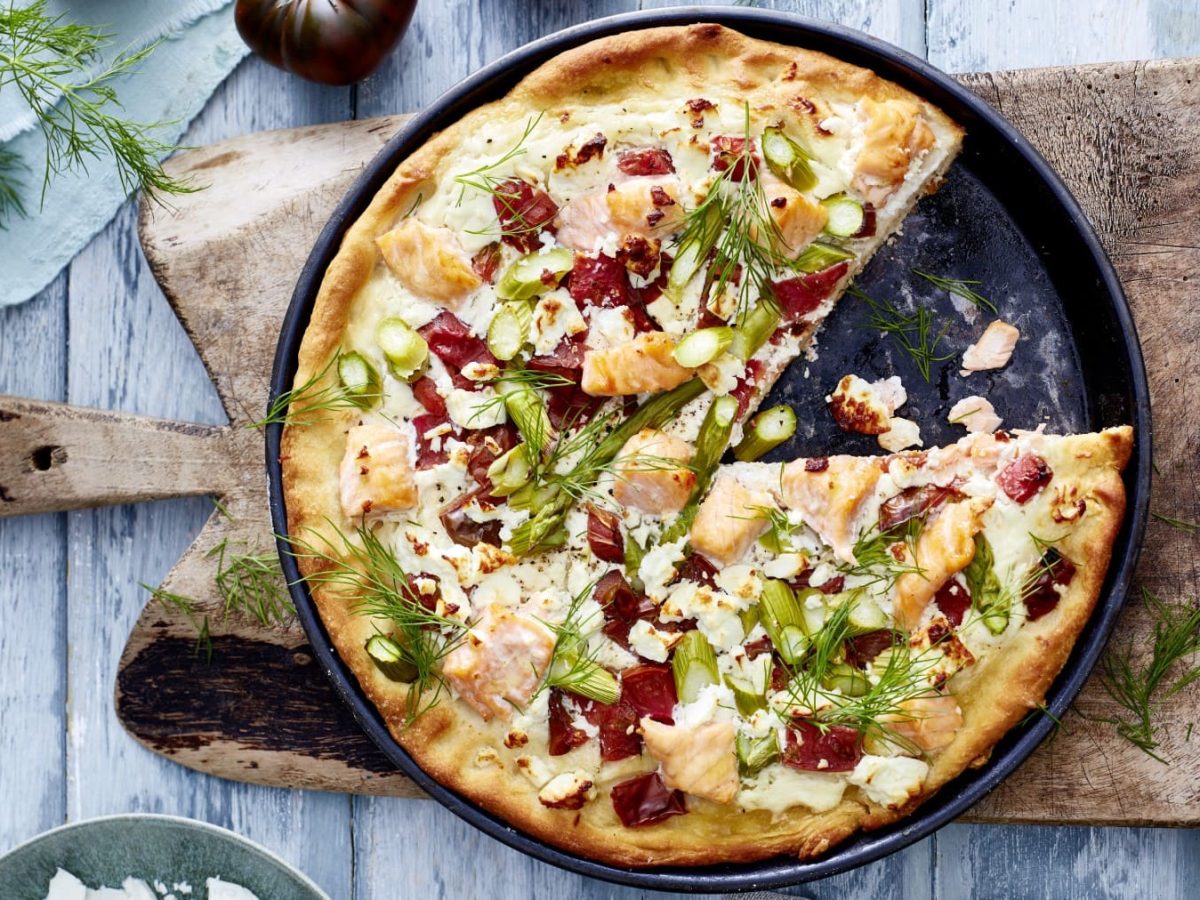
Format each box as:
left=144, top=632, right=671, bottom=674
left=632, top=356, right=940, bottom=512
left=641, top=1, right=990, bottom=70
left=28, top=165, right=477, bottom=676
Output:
left=673, top=104, right=792, bottom=322
left=251, top=352, right=379, bottom=429
left=140, top=582, right=212, bottom=662
left=1097, top=587, right=1200, bottom=762
left=285, top=519, right=468, bottom=723
left=0, top=1, right=195, bottom=224
left=1152, top=513, right=1200, bottom=534
left=848, top=283, right=953, bottom=383
left=913, top=270, right=999, bottom=315
left=534, top=578, right=617, bottom=701
left=838, top=516, right=926, bottom=589
left=206, top=539, right=294, bottom=628
left=0, top=146, right=26, bottom=222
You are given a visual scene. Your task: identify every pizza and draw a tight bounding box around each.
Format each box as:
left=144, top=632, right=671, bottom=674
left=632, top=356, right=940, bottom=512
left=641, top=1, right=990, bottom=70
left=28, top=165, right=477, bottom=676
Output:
left=279, top=24, right=1134, bottom=867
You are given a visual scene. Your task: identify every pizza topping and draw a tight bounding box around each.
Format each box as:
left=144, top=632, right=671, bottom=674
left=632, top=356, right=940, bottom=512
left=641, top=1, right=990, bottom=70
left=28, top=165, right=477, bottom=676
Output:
left=1023, top=549, right=1076, bottom=621
left=418, top=310, right=497, bottom=372
left=878, top=483, right=962, bottom=532
left=547, top=689, right=589, bottom=756
left=441, top=604, right=556, bottom=722
left=617, top=146, right=676, bottom=176
left=496, top=247, right=574, bottom=302
left=961, top=319, right=1020, bottom=375
left=586, top=505, right=625, bottom=563
left=759, top=171, right=827, bottom=254
left=684, top=98, right=716, bottom=129
left=611, top=427, right=696, bottom=514
left=568, top=252, right=632, bottom=307
left=471, top=241, right=503, bottom=283
left=710, top=134, right=759, bottom=181
left=581, top=697, right=642, bottom=761
left=376, top=218, right=481, bottom=304
left=772, top=262, right=850, bottom=322
left=782, top=455, right=881, bottom=564
left=782, top=719, right=862, bottom=772
left=641, top=717, right=739, bottom=803
left=555, top=132, right=607, bottom=169
left=820, top=193, right=867, bottom=238
left=733, top=403, right=798, bottom=462
left=848, top=754, right=929, bottom=809
left=538, top=770, right=596, bottom=810
left=581, top=332, right=695, bottom=396
left=610, top=771, right=688, bottom=827
left=948, top=396, right=1002, bottom=433
left=616, top=234, right=662, bottom=278
left=887, top=693, right=962, bottom=752
left=932, top=579, right=971, bottom=627
left=411, top=375, right=447, bottom=417
left=828, top=374, right=906, bottom=435
left=878, top=417, right=923, bottom=453
left=621, top=662, right=678, bottom=724
left=894, top=498, right=990, bottom=631
left=492, top=178, right=558, bottom=253
left=339, top=421, right=418, bottom=518
left=689, top=471, right=773, bottom=567
left=439, top=490, right=504, bottom=548
left=729, top=357, right=766, bottom=418
left=997, top=453, right=1053, bottom=504
left=852, top=97, right=936, bottom=206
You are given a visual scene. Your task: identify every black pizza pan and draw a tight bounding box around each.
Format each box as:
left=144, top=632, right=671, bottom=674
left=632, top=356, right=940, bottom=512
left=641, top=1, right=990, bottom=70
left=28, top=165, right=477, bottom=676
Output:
left=266, top=7, right=1151, bottom=892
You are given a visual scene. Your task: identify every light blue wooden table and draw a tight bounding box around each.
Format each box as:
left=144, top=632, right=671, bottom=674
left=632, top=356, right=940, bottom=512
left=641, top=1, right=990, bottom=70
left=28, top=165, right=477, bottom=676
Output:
left=2, top=1, right=1197, bottom=897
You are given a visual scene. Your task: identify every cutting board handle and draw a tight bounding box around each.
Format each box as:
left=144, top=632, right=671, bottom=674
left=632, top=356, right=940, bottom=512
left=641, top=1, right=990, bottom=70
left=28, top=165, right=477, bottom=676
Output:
left=0, top=396, right=253, bottom=517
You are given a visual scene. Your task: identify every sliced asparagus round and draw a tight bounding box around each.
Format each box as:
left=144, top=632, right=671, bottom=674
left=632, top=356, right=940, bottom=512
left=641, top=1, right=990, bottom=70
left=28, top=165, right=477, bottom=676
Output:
left=734, top=404, right=797, bottom=461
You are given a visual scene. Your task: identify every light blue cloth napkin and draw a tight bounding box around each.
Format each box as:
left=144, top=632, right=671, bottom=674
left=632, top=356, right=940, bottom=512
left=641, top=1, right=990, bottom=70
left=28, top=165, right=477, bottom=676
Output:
left=0, top=0, right=250, bottom=306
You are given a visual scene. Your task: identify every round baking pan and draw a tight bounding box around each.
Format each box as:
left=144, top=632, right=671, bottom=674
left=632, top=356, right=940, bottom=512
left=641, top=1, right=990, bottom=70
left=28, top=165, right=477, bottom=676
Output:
left=267, top=7, right=1151, bottom=892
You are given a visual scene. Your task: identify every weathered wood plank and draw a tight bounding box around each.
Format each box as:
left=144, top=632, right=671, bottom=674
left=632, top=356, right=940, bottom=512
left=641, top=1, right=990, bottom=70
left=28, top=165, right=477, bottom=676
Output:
left=0, top=278, right=67, bottom=854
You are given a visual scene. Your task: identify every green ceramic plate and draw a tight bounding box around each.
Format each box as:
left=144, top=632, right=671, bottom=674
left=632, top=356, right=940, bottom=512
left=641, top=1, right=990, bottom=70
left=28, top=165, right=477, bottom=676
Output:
left=0, top=815, right=328, bottom=900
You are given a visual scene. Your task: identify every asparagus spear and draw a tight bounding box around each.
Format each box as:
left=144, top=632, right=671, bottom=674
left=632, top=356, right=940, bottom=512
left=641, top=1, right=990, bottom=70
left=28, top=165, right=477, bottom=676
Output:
left=337, top=351, right=382, bottom=409
left=734, top=404, right=797, bottom=461
left=657, top=393, right=739, bottom=545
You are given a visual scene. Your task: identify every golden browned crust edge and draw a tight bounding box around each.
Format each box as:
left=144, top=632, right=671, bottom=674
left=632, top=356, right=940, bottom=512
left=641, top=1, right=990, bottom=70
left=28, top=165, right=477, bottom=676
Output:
left=274, top=24, right=1133, bottom=870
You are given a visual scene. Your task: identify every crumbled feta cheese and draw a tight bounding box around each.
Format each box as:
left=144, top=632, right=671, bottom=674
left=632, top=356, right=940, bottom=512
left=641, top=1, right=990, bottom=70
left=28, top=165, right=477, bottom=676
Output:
left=764, top=553, right=806, bottom=580
left=639, top=536, right=688, bottom=601
left=531, top=289, right=587, bottom=354
left=586, top=305, right=636, bottom=350
left=878, top=416, right=922, bottom=451
left=660, top=581, right=749, bottom=651
left=446, top=386, right=506, bottom=429
left=714, top=564, right=763, bottom=601
left=627, top=619, right=682, bottom=662
left=538, top=771, right=596, bottom=809
left=848, top=754, right=930, bottom=809
left=698, top=351, right=745, bottom=395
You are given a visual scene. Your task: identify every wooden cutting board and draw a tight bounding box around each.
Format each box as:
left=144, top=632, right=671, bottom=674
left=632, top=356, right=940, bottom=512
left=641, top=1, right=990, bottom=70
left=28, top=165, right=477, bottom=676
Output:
left=1, top=58, right=1197, bottom=824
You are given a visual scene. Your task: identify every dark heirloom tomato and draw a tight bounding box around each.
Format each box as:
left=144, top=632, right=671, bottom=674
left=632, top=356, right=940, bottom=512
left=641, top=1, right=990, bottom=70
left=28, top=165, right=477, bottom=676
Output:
left=410, top=376, right=446, bottom=418
left=844, top=630, right=896, bottom=669
left=418, top=311, right=496, bottom=371
left=493, top=179, right=558, bottom=253
left=782, top=719, right=862, bottom=772
left=586, top=505, right=625, bottom=563
left=610, top=771, right=687, bottom=827
left=234, top=0, right=417, bottom=86
left=671, top=552, right=719, bottom=588
left=933, top=579, right=971, bottom=627
left=997, top=454, right=1054, bottom=504
left=411, top=412, right=455, bottom=468
left=771, top=262, right=850, bottom=321
left=621, top=663, right=677, bottom=724
left=581, top=698, right=642, bottom=761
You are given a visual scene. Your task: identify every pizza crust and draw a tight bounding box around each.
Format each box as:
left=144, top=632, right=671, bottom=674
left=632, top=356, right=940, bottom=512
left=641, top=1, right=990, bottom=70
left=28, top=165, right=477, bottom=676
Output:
left=281, top=23, right=1130, bottom=868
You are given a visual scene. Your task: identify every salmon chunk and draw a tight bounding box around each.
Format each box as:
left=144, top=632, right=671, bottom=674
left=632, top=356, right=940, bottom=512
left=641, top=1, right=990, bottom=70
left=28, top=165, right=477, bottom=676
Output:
left=612, top=428, right=695, bottom=514
left=581, top=332, right=695, bottom=396
left=339, top=421, right=418, bottom=519
left=894, top=499, right=990, bottom=631
left=640, top=718, right=738, bottom=804
left=781, top=456, right=881, bottom=564
left=851, top=97, right=936, bottom=206
left=758, top=172, right=828, bottom=256
left=441, top=604, right=556, bottom=722
left=960, top=320, right=1020, bottom=375
left=376, top=218, right=481, bottom=305
left=889, top=694, right=963, bottom=752
left=689, top=473, right=773, bottom=566
left=555, top=178, right=684, bottom=251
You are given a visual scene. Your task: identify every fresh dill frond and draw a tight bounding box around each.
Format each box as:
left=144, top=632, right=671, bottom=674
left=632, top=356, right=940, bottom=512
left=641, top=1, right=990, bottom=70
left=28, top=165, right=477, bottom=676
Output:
left=0, top=147, right=27, bottom=224
left=250, top=352, right=377, bottom=429
left=1096, top=587, right=1200, bottom=762
left=848, top=283, right=953, bottom=383
left=206, top=539, right=294, bottom=628
left=285, top=519, right=468, bottom=723
left=1152, top=513, right=1200, bottom=534
left=0, top=1, right=195, bottom=223
left=534, top=578, right=620, bottom=702
left=453, top=112, right=545, bottom=235
left=140, top=582, right=212, bottom=661
left=912, top=270, right=999, bottom=315
left=839, top=515, right=925, bottom=589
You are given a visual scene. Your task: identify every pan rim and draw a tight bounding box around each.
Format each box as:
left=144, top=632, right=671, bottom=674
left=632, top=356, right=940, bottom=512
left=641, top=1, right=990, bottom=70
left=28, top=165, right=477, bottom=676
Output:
left=266, top=6, right=1151, bottom=891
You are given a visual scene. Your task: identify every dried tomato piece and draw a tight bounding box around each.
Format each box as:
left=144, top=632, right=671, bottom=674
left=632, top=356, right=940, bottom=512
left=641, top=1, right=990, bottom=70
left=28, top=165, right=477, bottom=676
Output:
left=412, top=412, right=457, bottom=469
left=471, top=241, right=502, bottom=283
left=782, top=719, right=862, bottom=772
left=621, top=663, right=677, bottom=725
left=672, top=552, right=719, bottom=588
left=418, top=310, right=496, bottom=371
left=729, top=358, right=766, bottom=418
left=997, top=454, right=1053, bottom=504
left=556, top=133, right=607, bottom=169
left=878, top=483, right=963, bottom=532
left=685, top=98, right=716, bottom=128
left=587, top=505, right=625, bottom=563
left=610, top=771, right=687, bottom=827
left=1024, top=550, right=1077, bottom=621
left=493, top=178, right=558, bottom=253
left=548, top=689, right=590, bottom=756
left=844, top=630, right=896, bottom=669
left=744, top=635, right=775, bottom=658
left=616, top=235, right=661, bottom=279
left=616, top=147, right=675, bottom=176
left=933, top=580, right=971, bottom=627
left=771, top=262, right=850, bottom=321
left=581, top=698, right=642, bottom=761
left=710, top=134, right=758, bottom=181
left=805, top=457, right=829, bottom=472
left=439, top=490, right=503, bottom=547
left=411, top=376, right=447, bottom=418
left=569, top=253, right=633, bottom=307
left=464, top=422, right=519, bottom=488
left=853, top=203, right=877, bottom=238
